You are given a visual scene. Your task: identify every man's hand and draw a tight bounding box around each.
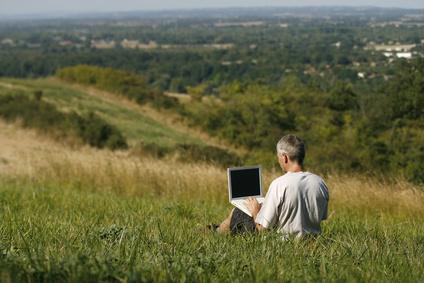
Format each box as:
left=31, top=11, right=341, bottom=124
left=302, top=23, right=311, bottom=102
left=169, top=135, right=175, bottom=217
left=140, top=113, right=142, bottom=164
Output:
left=245, top=197, right=261, bottom=220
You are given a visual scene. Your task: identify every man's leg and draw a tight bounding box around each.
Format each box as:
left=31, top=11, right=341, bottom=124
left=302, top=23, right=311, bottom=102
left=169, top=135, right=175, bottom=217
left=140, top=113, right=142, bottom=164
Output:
left=229, top=208, right=256, bottom=234
left=216, top=208, right=235, bottom=233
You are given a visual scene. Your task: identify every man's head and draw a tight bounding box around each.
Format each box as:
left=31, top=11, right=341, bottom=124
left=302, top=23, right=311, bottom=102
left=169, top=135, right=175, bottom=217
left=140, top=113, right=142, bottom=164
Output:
left=276, top=135, right=305, bottom=171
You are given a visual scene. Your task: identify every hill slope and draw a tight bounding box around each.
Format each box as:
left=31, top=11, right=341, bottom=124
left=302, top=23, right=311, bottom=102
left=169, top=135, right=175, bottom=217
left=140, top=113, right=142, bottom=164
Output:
left=0, top=77, right=236, bottom=152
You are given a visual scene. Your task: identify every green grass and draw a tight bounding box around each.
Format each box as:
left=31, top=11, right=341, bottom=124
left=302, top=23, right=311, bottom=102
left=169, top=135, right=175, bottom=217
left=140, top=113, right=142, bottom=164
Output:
left=0, top=78, right=202, bottom=147
left=1, top=179, right=423, bottom=282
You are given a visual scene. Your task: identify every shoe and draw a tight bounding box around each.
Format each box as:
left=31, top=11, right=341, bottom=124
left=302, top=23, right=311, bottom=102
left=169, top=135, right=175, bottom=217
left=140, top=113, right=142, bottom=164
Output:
left=206, top=223, right=219, bottom=232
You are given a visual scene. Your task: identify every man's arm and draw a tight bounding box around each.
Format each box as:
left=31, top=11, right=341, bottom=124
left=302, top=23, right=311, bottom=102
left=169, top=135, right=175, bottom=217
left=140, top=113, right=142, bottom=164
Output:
left=246, top=182, right=280, bottom=231
left=245, top=197, right=266, bottom=231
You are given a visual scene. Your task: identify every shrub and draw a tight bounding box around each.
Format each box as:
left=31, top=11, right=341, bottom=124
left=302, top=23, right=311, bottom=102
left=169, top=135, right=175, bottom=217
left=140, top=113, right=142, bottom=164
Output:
left=151, top=95, right=179, bottom=110
left=76, top=112, right=128, bottom=150
left=56, top=65, right=175, bottom=110
left=33, top=90, right=43, bottom=101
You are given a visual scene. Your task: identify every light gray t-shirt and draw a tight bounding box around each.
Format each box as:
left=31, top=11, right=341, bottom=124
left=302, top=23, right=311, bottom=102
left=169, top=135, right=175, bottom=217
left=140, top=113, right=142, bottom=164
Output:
left=255, top=171, right=329, bottom=237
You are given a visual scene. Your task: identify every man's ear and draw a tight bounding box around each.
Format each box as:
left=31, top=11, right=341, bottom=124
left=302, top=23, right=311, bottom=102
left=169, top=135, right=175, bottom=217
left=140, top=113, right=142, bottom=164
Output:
left=284, top=154, right=289, bottom=164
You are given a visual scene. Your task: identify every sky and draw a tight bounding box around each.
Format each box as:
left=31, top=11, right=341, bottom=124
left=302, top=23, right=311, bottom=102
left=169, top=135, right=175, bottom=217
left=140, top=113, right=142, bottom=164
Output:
left=1, top=0, right=424, bottom=15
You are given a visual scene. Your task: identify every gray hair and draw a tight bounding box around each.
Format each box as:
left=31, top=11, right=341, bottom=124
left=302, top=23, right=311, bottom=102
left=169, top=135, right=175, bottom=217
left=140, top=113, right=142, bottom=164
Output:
left=276, top=135, right=306, bottom=165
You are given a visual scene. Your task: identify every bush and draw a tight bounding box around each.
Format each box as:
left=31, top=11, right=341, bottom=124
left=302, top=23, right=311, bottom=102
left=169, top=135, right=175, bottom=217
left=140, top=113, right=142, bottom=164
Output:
left=151, top=95, right=179, bottom=110
left=56, top=65, right=176, bottom=110
left=75, top=112, right=127, bottom=150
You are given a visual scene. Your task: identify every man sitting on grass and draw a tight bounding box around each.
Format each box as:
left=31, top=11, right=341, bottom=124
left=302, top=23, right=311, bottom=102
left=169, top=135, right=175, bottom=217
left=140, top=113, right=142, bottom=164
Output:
left=216, top=134, right=329, bottom=238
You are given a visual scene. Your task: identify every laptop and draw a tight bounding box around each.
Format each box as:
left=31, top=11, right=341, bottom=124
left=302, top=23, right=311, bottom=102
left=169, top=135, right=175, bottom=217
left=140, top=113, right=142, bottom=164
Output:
left=227, top=165, right=265, bottom=217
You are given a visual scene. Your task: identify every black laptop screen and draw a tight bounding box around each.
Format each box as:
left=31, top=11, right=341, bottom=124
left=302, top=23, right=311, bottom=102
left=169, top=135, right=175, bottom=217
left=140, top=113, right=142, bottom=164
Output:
left=229, top=168, right=261, bottom=198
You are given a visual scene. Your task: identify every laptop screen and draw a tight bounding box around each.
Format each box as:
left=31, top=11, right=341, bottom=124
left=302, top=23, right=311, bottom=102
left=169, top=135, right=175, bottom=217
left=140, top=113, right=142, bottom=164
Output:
left=228, top=167, right=262, bottom=199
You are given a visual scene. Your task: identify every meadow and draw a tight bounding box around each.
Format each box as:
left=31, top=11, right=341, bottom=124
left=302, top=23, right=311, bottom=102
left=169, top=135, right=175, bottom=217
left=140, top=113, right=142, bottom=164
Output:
left=1, top=121, right=424, bottom=282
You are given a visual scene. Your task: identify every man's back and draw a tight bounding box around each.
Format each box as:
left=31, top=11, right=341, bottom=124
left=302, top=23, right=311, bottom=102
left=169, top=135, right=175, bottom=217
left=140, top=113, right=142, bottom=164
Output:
left=256, top=171, right=329, bottom=237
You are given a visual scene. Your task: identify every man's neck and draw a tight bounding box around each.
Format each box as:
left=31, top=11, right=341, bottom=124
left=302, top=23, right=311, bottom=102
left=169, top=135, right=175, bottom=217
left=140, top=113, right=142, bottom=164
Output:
left=285, top=163, right=303, bottom=173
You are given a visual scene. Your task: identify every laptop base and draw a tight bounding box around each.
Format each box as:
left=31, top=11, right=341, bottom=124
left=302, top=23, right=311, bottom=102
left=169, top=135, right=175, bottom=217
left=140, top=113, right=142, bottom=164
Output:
left=231, top=197, right=264, bottom=217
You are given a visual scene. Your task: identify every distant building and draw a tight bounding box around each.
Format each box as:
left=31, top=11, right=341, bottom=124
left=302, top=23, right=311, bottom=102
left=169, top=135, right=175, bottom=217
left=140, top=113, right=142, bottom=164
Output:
left=396, top=52, right=412, bottom=59
left=91, top=40, right=116, bottom=49
left=368, top=43, right=416, bottom=52
left=121, top=39, right=140, bottom=49
left=357, top=72, right=366, bottom=79
left=121, top=39, right=159, bottom=49
left=333, top=42, right=341, bottom=48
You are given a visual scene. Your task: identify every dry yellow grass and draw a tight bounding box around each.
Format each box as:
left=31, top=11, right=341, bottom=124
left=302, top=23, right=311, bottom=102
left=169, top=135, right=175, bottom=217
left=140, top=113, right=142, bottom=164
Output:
left=326, top=174, right=424, bottom=219
left=0, top=121, right=226, bottom=202
left=1, top=121, right=423, bottom=218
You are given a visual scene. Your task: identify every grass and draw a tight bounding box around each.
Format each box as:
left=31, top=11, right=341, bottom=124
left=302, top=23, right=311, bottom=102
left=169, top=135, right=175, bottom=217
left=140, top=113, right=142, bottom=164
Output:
left=2, top=181, right=423, bottom=282
left=0, top=78, right=204, bottom=147
left=1, top=122, right=424, bottom=282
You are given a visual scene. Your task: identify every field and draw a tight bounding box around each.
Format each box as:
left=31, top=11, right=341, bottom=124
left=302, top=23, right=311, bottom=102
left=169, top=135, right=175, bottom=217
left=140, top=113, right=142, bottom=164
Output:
left=1, top=79, right=424, bottom=282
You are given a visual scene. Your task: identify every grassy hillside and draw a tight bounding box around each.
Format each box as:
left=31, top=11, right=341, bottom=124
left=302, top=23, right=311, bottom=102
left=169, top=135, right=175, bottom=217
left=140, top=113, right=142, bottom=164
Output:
left=53, top=64, right=424, bottom=183
left=0, top=78, right=204, bottom=147
left=0, top=122, right=423, bottom=282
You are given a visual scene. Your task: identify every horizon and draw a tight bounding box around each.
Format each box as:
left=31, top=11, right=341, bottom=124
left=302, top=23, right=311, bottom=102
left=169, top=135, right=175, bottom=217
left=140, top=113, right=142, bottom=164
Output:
left=1, top=1, right=424, bottom=17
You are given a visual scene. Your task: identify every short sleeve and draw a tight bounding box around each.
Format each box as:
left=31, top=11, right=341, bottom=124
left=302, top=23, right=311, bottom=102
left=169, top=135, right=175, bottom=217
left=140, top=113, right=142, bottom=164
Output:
left=320, top=180, right=330, bottom=220
left=255, top=181, right=281, bottom=229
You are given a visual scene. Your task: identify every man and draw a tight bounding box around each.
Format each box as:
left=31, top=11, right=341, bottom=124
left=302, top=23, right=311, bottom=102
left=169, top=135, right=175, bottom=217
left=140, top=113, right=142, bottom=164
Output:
left=216, top=134, right=329, bottom=238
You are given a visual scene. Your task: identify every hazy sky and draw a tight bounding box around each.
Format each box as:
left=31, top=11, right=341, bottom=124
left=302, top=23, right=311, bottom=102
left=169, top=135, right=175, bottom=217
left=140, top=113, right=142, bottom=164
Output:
left=1, top=0, right=424, bottom=15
